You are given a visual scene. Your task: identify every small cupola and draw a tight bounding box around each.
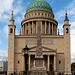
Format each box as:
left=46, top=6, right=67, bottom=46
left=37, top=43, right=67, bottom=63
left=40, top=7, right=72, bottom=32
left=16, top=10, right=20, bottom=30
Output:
left=64, top=10, right=69, bottom=24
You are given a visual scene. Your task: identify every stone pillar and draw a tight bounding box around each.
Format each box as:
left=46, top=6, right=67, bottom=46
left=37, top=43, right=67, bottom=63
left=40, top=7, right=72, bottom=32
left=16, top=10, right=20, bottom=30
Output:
left=45, top=21, right=46, bottom=34
left=25, top=24, right=27, bottom=35
left=24, top=24, right=26, bottom=35
left=36, top=21, right=42, bottom=56
left=41, top=21, right=42, bottom=34
left=48, top=55, right=50, bottom=71
left=32, top=21, right=36, bottom=34
left=29, top=55, right=30, bottom=71
left=49, top=22, right=50, bottom=34
left=22, top=25, right=23, bottom=35
left=22, top=25, right=24, bottom=35
left=28, top=22, right=31, bottom=34
left=24, top=24, right=25, bottom=35
left=56, top=25, right=57, bottom=35
left=52, top=23, right=53, bottom=35
left=34, top=22, right=36, bottom=34
left=54, top=55, right=56, bottom=71
left=36, top=21, right=38, bottom=34
left=32, top=21, right=34, bottom=34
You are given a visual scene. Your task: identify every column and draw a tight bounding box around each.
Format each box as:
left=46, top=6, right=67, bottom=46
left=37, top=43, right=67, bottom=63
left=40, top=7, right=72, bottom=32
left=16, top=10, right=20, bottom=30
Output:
left=32, top=21, right=34, bottom=34
left=36, top=21, right=38, bottom=34
left=22, top=25, right=23, bottom=35
left=24, top=24, right=25, bottom=35
left=48, top=55, right=50, bottom=71
left=49, top=22, right=50, bottom=34
left=29, top=55, right=30, bottom=71
left=24, top=24, right=26, bottom=35
left=52, top=23, right=53, bottom=35
left=54, top=55, right=56, bottom=71
left=28, top=22, right=31, bottom=34
left=41, top=21, right=42, bottom=34
left=45, top=21, right=46, bottom=34
left=54, top=25, right=55, bottom=35
left=22, top=25, right=24, bottom=35
left=25, top=24, right=27, bottom=35
left=56, top=25, right=57, bottom=35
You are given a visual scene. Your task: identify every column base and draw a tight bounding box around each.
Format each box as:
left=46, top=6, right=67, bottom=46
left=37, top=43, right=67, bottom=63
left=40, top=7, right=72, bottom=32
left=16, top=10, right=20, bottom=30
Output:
left=7, top=71, right=14, bottom=75
left=64, top=72, right=72, bottom=75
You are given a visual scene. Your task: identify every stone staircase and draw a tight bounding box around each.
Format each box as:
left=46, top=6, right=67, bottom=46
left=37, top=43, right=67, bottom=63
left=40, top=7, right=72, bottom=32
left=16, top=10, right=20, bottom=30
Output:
left=31, top=71, right=48, bottom=75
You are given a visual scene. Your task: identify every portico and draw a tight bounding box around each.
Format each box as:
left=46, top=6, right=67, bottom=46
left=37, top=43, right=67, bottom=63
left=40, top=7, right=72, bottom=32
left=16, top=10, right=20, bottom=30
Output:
left=22, top=46, right=57, bottom=72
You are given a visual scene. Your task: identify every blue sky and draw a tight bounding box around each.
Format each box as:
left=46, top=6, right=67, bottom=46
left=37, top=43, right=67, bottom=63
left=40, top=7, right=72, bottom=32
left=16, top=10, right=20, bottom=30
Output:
left=0, top=0, right=75, bottom=63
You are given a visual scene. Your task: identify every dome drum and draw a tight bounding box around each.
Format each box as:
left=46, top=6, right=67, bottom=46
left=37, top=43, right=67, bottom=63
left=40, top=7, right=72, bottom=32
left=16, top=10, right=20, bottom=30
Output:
left=25, top=10, right=54, bottom=19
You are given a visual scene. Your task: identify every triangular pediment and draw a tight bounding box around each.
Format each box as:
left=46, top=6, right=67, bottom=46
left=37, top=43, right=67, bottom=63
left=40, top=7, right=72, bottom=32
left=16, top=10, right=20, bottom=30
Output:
left=29, top=46, right=57, bottom=52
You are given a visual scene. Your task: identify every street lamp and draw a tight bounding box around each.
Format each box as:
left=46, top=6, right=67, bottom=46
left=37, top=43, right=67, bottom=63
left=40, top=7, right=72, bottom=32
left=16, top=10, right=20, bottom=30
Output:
left=23, top=45, right=30, bottom=75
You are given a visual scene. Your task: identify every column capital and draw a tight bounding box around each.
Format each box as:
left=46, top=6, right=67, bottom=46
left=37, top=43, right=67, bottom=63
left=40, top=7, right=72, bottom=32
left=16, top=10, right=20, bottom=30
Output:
left=54, top=54, right=56, bottom=56
left=29, top=54, right=31, bottom=56
left=47, top=54, right=50, bottom=56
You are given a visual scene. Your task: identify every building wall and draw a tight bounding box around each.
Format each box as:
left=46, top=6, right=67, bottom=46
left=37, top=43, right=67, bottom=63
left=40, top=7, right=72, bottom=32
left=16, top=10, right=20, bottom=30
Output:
left=14, top=35, right=64, bottom=72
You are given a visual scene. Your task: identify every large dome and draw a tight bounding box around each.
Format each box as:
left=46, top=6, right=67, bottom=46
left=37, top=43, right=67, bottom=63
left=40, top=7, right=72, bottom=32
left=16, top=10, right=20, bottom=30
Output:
left=26, top=0, right=53, bottom=13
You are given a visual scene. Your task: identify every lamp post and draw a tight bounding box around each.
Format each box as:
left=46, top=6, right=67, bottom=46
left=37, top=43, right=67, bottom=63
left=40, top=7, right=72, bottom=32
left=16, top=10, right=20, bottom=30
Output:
left=23, top=45, right=30, bottom=75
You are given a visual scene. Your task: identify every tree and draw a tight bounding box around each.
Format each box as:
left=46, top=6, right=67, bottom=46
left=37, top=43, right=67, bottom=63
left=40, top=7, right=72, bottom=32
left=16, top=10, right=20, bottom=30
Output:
left=71, top=62, right=75, bottom=71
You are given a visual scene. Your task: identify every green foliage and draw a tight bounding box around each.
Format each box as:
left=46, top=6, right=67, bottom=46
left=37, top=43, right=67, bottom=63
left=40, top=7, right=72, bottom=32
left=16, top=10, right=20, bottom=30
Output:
left=71, top=62, right=75, bottom=71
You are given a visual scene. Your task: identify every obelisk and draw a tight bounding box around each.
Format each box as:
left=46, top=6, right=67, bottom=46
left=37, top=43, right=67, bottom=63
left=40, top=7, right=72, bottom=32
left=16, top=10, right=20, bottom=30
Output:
left=33, top=21, right=46, bottom=71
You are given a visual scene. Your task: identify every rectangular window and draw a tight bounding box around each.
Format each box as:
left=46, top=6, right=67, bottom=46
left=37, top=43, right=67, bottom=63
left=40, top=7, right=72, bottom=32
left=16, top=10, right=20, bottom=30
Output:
left=59, top=61, right=61, bottom=64
left=18, top=61, right=20, bottom=64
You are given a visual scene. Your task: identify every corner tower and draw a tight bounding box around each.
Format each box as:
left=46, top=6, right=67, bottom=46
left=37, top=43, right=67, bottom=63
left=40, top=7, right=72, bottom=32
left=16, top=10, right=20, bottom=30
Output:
left=8, top=11, right=16, bottom=74
left=63, top=11, right=71, bottom=75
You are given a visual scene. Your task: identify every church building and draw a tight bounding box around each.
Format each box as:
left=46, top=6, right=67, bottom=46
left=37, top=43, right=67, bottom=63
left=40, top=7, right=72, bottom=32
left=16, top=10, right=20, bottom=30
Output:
left=8, top=0, right=71, bottom=75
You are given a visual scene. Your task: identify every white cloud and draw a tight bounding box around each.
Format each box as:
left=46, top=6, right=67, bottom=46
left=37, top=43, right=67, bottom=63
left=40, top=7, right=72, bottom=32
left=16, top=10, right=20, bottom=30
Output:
left=0, top=40, right=2, bottom=44
left=15, top=16, right=23, bottom=24
left=3, top=25, right=8, bottom=38
left=0, top=50, right=8, bottom=61
left=0, top=0, right=14, bottom=23
left=0, top=0, right=13, bottom=14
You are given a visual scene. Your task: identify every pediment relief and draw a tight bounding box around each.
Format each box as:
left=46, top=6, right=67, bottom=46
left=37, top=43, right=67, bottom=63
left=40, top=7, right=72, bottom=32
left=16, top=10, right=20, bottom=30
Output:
left=29, top=46, right=57, bottom=52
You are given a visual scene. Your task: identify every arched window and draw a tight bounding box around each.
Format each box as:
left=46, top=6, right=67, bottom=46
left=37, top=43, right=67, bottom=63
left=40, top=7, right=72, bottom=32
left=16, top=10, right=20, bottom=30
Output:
left=10, top=28, right=13, bottom=33
left=66, top=28, right=68, bottom=33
